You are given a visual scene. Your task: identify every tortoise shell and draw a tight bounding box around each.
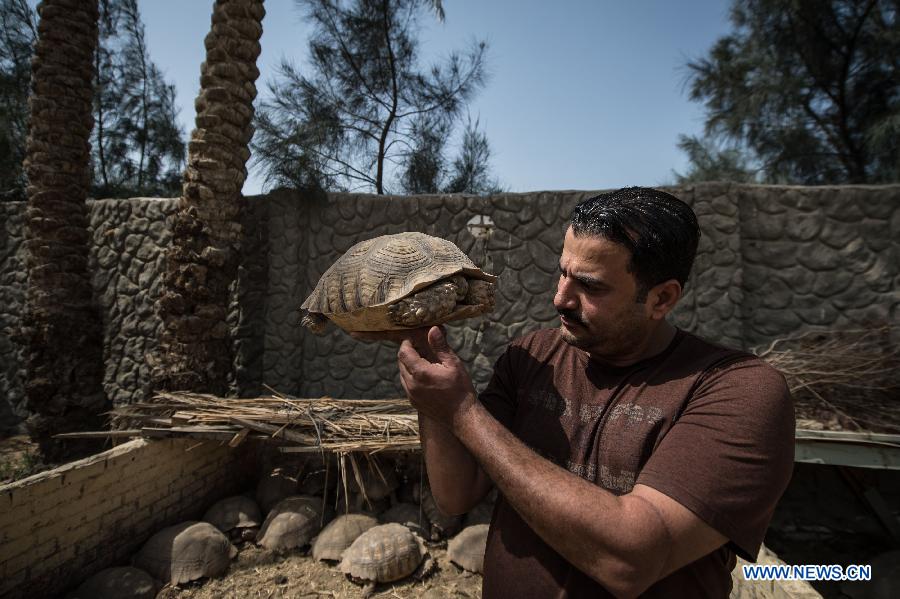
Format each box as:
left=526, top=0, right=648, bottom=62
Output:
left=339, top=523, right=427, bottom=584
left=447, top=524, right=489, bottom=573
left=301, top=232, right=496, bottom=332
left=257, top=495, right=326, bottom=552
left=311, top=513, right=379, bottom=561
left=379, top=502, right=428, bottom=538
left=421, top=486, right=464, bottom=540
left=255, top=467, right=300, bottom=514
left=133, top=521, right=236, bottom=585
left=202, top=495, right=262, bottom=535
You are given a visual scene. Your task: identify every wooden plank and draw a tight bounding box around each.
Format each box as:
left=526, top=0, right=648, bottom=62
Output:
left=140, top=428, right=239, bottom=442
left=228, top=428, right=250, bottom=448
left=53, top=430, right=141, bottom=439
left=229, top=417, right=309, bottom=443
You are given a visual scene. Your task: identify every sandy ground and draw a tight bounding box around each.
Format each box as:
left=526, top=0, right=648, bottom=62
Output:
left=156, top=543, right=483, bottom=599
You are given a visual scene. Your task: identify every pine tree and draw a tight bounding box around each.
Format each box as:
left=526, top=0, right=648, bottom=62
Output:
left=252, top=0, right=491, bottom=195
left=0, top=0, right=36, bottom=200
left=682, top=0, right=899, bottom=184
left=0, top=0, right=185, bottom=201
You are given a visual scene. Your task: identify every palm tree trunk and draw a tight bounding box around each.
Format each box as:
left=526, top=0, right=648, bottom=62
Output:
left=20, top=0, right=107, bottom=461
left=153, top=0, right=264, bottom=394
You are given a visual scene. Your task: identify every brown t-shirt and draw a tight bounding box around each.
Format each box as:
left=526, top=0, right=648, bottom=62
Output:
left=478, top=328, right=795, bottom=599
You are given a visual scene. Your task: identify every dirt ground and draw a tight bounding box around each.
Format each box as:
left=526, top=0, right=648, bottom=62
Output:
left=156, top=542, right=483, bottom=599
left=0, top=434, right=43, bottom=483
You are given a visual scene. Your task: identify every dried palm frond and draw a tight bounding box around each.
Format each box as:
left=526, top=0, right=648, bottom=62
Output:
left=754, top=326, right=900, bottom=433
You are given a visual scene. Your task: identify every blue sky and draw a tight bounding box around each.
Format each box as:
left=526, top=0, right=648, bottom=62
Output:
left=139, top=0, right=733, bottom=194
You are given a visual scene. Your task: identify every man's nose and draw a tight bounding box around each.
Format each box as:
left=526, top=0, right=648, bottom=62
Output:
left=554, top=276, right=577, bottom=311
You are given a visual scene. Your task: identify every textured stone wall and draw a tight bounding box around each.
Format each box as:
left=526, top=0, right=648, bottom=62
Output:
left=736, top=186, right=898, bottom=347
left=0, top=438, right=256, bottom=599
left=0, top=184, right=896, bottom=429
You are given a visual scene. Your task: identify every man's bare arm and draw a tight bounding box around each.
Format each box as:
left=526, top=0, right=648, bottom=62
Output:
left=417, top=412, right=493, bottom=514
left=350, top=328, right=491, bottom=513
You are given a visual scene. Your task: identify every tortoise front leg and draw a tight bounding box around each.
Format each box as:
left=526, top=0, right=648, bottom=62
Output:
left=387, top=278, right=462, bottom=327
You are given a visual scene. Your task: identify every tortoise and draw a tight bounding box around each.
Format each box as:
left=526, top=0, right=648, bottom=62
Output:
left=447, top=524, right=489, bottom=574
left=300, top=232, right=497, bottom=334
left=464, top=493, right=496, bottom=527
left=255, top=466, right=300, bottom=514
left=256, top=495, right=327, bottom=552
left=339, top=523, right=433, bottom=597
left=70, top=566, right=156, bottom=599
left=311, top=513, right=379, bottom=561
left=202, top=495, right=262, bottom=542
left=132, top=521, right=236, bottom=585
left=421, top=485, right=464, bottom=541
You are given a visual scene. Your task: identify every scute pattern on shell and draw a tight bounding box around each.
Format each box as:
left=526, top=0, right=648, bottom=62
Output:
left=203, top=495, right=262, bottom=533
left=312, top=513, right=379, bottom=561
left=301, top=232, right=494, bottom=315
left=257, top=495, right=325, bottom=552
left=133, top=521, right=236, bottom=585
left=448, top=524, right=489, bottom=573
left=339, top=522, right=426, bottom=583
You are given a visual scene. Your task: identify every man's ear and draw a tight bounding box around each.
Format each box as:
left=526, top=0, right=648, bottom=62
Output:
left=647, top=279, right=682, bottom=320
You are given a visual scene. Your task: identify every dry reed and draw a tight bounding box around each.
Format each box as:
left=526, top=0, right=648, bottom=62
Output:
left=755, top=326, right=900, bottom=433
left=110, top=388, right=420, bottom=453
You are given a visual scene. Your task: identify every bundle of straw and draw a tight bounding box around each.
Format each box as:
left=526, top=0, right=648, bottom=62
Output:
left=755, top=326, right=900, bottom=433
left=109, top=389, right=420, bottom=453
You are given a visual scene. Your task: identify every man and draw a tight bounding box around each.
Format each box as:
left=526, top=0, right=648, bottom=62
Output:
left=365, top=187, right=795, bottom=598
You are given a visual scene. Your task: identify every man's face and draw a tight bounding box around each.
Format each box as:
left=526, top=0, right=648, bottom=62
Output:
left=553, top=227, right=653, bottom=360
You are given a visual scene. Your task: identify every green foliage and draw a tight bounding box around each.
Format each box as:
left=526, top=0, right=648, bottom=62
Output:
left=252, top=0, right=497, bottom=195
left=0, top=445, right=43, bottom=483
left=93, top=0, right=185, bottom=198
left=682, top=0, right=899, bottom=184
left=0, top=0, right=35, bottom=201
left=400, top=115, right=502, bottom=194
left=0, top=0, right=185, bottom=201
left=673, top=134, right=759, bottom=184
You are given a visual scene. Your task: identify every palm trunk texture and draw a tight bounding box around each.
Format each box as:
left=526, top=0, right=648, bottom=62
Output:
left=20, top=0, right=107, bottom=461
left=153, top=0, right=264, bottom=394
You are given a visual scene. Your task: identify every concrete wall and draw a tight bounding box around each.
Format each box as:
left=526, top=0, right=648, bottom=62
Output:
left=0, top=438, right=255, bottom=598
left=0, top=184, right=897, bottom=429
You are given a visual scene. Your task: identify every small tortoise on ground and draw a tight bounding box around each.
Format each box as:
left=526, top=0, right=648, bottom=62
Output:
left=202, top=495, right=262, bottom=542
left=422, top=485, right=464, bottom=541
left=312, top=513, right=379, bottom=561
left=339, top=522, right=433, bottom=597
left=133, top=521, right=236, bottom=586
left=301, top=232, right=496, bottom=334
left=257, top=495, right=327, bottom=552
left=255, top=466, right=300, bottom=514
left=448, top=524, right=489, bottom=573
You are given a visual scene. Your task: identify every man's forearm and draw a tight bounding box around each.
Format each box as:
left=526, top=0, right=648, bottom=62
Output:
left=452, top=400, right=670, bottom=597
left=418, top=408, right=491, bottom=515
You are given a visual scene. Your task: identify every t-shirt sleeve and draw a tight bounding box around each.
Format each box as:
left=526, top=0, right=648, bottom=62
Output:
left=636, top=357, right=795, bottom=561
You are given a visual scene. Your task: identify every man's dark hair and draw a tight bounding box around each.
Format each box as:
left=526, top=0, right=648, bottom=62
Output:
left=569, top=187, right=700, bottom=301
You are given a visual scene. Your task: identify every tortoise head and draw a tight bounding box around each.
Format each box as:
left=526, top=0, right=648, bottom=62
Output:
left=301, top=312, right=329, bottom=335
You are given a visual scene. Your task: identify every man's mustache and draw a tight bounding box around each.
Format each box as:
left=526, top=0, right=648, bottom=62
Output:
left=557, top=309, right=585, bottom=326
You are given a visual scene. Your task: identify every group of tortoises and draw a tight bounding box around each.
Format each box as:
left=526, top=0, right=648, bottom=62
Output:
left=69, top=455, right=493, bottom=598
